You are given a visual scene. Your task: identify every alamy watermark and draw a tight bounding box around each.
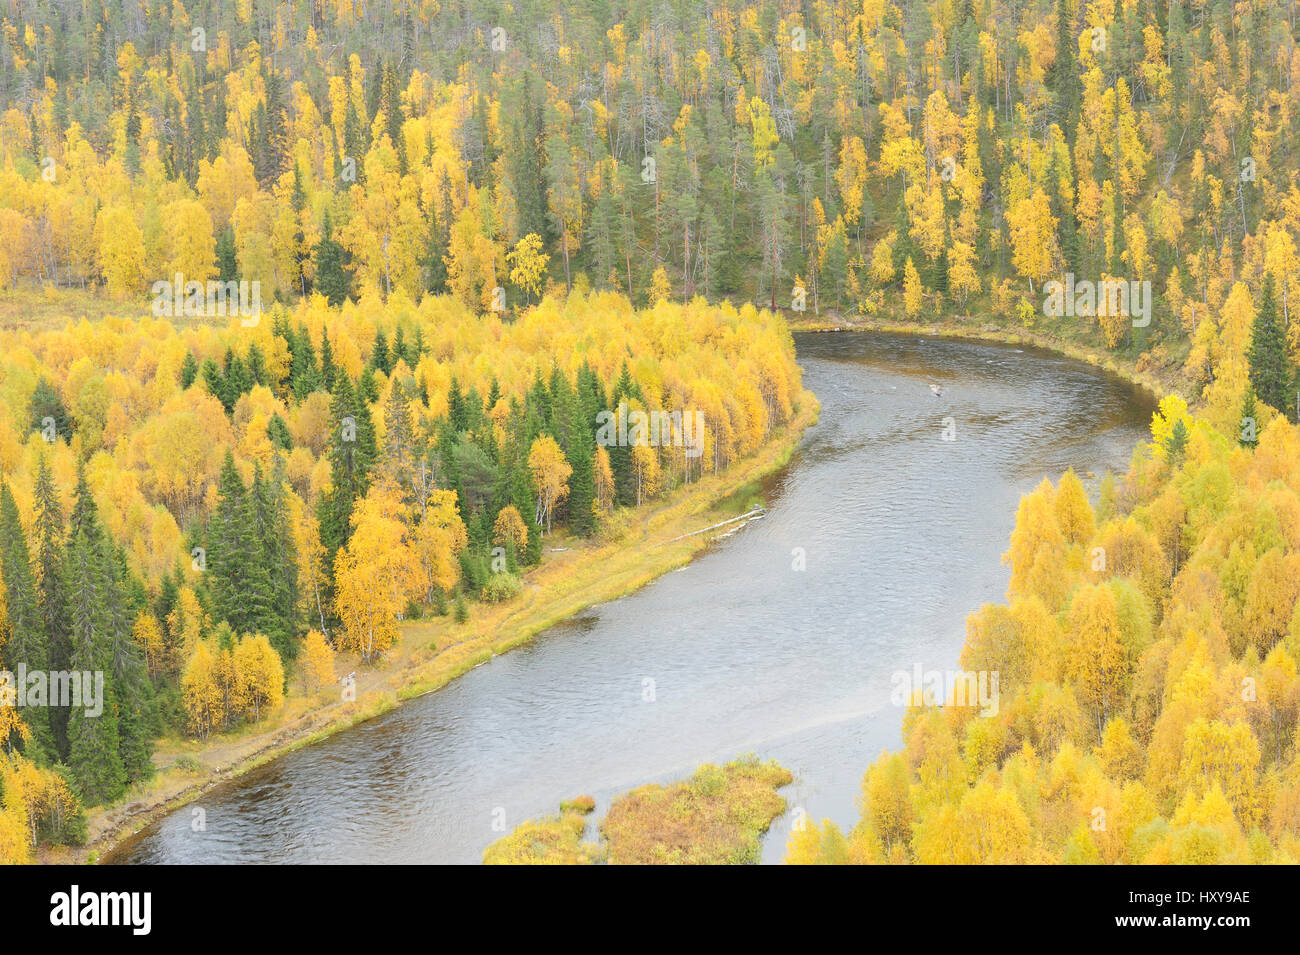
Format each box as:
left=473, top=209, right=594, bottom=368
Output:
left=0, top=666, right=104, bottom=717
left=595, top=402, right=704, bottom=459
left=890, top=664, right=999, bottom=717
left=1043, top=273, right=1151, bottom=327
left=151, top=273, right=262, bottom=325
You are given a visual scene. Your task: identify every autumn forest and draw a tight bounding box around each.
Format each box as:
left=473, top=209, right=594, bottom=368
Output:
left=0, top=0, right=1298, bottom=870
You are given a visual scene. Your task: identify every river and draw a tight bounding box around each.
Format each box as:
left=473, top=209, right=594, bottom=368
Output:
left=110, top=331, right=1157, bottom=864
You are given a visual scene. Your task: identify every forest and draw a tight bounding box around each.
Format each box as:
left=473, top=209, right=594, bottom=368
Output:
left=0, top=0, right=1296, bottom=404
left=0, top=0, right=1297, bottom=865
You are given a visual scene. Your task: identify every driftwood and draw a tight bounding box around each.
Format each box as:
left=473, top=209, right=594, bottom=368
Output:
left=654, top=506, right=766, bottom=546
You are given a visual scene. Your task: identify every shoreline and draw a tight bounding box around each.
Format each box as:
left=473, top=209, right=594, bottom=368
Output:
left=784, top=313, right=1178, bottom=406
left=73, top=392, right=821, bottom=864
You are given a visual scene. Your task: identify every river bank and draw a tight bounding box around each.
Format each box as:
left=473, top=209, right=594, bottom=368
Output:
left=70, top=391, right=820, bottom=864
left=784, top=311, right=1180, bottom=407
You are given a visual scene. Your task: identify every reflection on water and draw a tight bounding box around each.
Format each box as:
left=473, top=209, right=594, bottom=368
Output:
left=111, top=332, right=1156, bottom=865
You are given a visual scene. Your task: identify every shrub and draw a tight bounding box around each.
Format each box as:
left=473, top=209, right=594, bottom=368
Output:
left=481, top=572, right=522, bottom=603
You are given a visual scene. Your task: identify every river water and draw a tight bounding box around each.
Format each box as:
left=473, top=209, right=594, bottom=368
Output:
left=110, top=331, right=1156, bottom=865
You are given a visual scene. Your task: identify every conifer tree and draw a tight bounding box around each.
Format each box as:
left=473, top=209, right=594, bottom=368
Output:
left=0, top=482, right=54, bottom=761
left=209, top=452, right=252, bottom=634
left=1248, top=274, right=1290, bottom=413
left=315, top=211, right=350, bottom=306
left=32, top=456, right=71, bottom=758
left=65, top=544, right=126, bottom=802
left=1239, top=388, right=1259, bottom=448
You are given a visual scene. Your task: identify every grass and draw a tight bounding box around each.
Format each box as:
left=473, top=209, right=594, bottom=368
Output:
left=599, top=756, right=794, bottom=865
left=0, top=286, right=201, bottom=331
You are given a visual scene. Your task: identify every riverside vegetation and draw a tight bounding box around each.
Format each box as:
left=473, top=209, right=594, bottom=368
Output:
left=484, top=756, right=793, bottom=865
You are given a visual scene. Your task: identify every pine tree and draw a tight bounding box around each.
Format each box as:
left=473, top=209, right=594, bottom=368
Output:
left=1164, top=417, right=1189, bottom=463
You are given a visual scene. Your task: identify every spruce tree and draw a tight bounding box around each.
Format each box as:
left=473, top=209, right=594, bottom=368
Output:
left=320, top=333, right=337, bottom=392
left=0, top=481, right=55, bottom=761
left=567, top=429, right=596, bottom=537
left=240, top=464, right=279, bottom=640
left=64, top=525, right=126, bottom=804
left=28, top=377, right=71, bottom=440
left=216, top=228, right=238, bottom=282
left=209, top=452, right=253, bottom=634
left=267, top=412, right=293, bottom=450
left=179, top=351, right=199, bottom=390
left=318, top=374, right=376, bottom=585
left=371, top=329, right=391, bottom=375
left=1049, top=0, right=1081, bottom=138
left=32, top=456, right=72, bottom=758
left=246, top=459, right=298, bottom=658
left=566, top=365, right=600, bottom=537
left=1239, top=388, right=1259, bottom=448
left=315, top=211, right=351, bottom=306
left=1248, top=274, right=1290, bottom=413
left=100, top=540, right=154, bottom=785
